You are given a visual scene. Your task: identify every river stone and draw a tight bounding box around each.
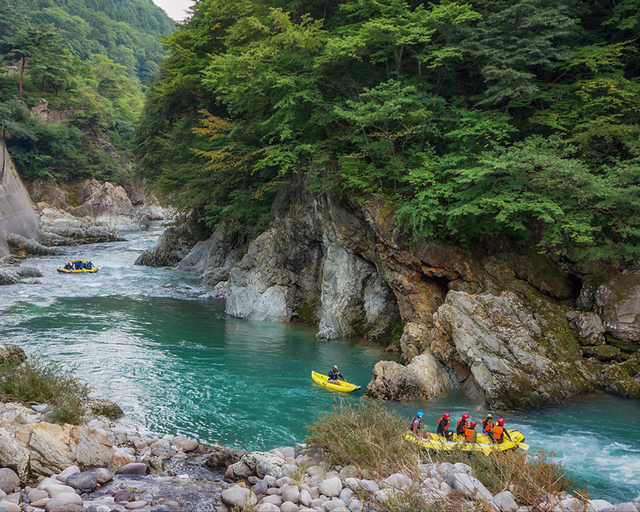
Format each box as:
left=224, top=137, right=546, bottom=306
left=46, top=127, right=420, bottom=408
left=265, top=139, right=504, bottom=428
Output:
left=281, top=502, right=300, bottom=512
left=614, top=504, right=636, bottom=512
left=221, top=486, right=257, bottom=508
left=57, top=466, right=80, bottom=484
left=116, top=463, right=149, bottom=475
left=444, top=473, right=492, bottom=500
left=262, top=495, right=282, bottom=506
left=344, top=478, right=359, bottom=491
left=492, top=491, right=519, bottom=512
left=282, top=485, right=300, bottom=503
left=359, top=480, right=379, bottom=493
left=42, top=484, right=76, bottom=497
left=318, top=477, right=342, bottom=497
left=339, top=488, right=353, bottom=500
left=254, top=479, right=268, bottom=495
left=44, top=493, right=83, bottom=512
left=256, top=504, right=280, bottom=512
left=28, top=489, right=49, bottom=501
left=114, top=490, right=136, bottom=502
left=276, top=477, right=292, bottom=487
left=0, top=469, right=19, bottom=494
left=65, top=471, right=97, bottom=493
left=91, top=468, right=113, bottom=484
left=49, top=505, right=84, bottom=512
left=30, top=499, right=50, bottom=508
left=172, top=435, right=198, bottom=452
left=16, top=267, right=43, bottom=278
left=383, top=473, right=412, bottom=489
left=125, top=501, right=149, bottom=510
left=0, top=503, right=18, bottom=512
left=339, top=466, right=358, bottom=479
left=299, top=489, right=312, bottom=507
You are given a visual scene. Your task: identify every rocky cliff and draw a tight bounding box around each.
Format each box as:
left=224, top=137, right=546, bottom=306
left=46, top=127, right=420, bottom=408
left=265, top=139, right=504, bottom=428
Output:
left=140, top=189, right=640, bottom=409
left=0, top=139, right=39, bottom=258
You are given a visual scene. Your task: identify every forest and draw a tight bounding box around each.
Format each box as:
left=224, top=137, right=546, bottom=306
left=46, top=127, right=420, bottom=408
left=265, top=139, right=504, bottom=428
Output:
left=0, top=0, right=174, bottom=182
left=134, top=0, right=640, bottom=261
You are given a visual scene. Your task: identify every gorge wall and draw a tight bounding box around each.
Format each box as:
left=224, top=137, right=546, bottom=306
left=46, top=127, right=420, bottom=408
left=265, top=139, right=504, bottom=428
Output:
left=141, top=188, right=640, bottom=410
left=0, top=139, right=39, bottom=258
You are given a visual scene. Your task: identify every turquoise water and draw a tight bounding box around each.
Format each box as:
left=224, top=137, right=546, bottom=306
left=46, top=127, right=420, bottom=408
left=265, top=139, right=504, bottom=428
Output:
left=0, top=224, right=639, bottom=504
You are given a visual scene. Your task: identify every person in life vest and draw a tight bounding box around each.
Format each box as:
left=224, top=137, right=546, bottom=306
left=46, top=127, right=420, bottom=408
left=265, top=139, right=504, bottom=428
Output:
left=437, top=413, right=453, bottom=440
left=482, top=414, right=494, bottom=436
left=409, top=411, right=424, bottom=436
left=327, top=365, right=344, bottom=384
left=456, top=413, right=470, bottom=436
left=465, top=421, right=477, bottom=443
left=492, top=418, right=512, bottom=444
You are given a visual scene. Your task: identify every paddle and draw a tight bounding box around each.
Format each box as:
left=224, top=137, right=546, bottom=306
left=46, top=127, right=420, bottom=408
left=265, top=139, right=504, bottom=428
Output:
left=517, top=442, right=530, bottom=450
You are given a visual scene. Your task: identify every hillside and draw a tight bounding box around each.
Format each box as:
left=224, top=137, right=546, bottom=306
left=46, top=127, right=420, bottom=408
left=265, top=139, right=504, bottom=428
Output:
left=134, top=0, right=640, bottom=262
left=0, top=0, right=175, bottom=183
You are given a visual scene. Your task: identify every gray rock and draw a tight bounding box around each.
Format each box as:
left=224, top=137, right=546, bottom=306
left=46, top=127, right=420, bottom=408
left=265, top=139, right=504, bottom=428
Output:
left=91, top=468, right=113, bottom=484
left=262, top=495, right=282, bottom=506
left=383, top=473, right=412, bottom=489
left=0, top=469, right=19, bottom=494
left=318, top=478, right=342, bottom=498
left=282, top=485, right=300, bottom=503
left=256, top=504, right=280, bottom=512
left=115, top=463, right=149, bottom=475
left=344, top=479, right=359, bottom=491
left=281, top=502, right=300, bottom=512
left=254, top=479, right=269, bottom=495
left=0, top=271, right=17, bottom=286
left=277, top=477, right=293, bottom=488
left=566, top=311, right=606, bottom=345
left=50, top=505, right=85, bottom=512
left=125, top=501, right=149, bottom=510
left=65, top=471, right=97, bottom=493
left=44, top=493, right=83, bottom=512
left=594, top=273, right=640, bottom=342
left=7, top=234, right=57, bottom=256
left=172, top=435, right=199, bottom=452
left=615, top=504, right=637, bottom=512
left=444, top=473, right=492, bottom=500
left=0, top=503, right=18, bottom=512
left=0, top=345, right=26, bottom=366
left=299, top=489, right=312, bottom=507
left=16, top=267, right=43, bottom=278
left=359, top=480, right=379, bottom=493
left=114, top=490, right=136, bottom=502
left=57, top=465, right=81, bottom=484
left=492, top=491, right=519, bottom=512
left=221, top=487, right=257, bottom=508
left=348, top=499, right=362, bottom=512
left=339, top=467, right=358, bottom=480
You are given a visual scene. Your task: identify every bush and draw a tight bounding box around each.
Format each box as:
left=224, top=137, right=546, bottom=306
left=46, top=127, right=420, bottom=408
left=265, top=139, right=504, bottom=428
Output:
left=0, top=355, right=90, bottom=425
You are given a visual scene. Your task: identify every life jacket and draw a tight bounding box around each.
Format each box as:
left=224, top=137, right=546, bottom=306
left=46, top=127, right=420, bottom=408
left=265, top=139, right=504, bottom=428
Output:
left=437, top=417, right=450, bottom=434
left=464, top=427, right=476, bottom=443
left=492, top=425, right=505, bottom=443
left=409, top=418, right=422, bottom=432
left=482, top=418, right=494, bottom=432
left=456, top=419, right=468, bottom=435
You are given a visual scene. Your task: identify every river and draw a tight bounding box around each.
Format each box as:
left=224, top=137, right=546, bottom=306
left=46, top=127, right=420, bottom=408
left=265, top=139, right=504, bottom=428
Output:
left=0, top=223, right=639, bottom=504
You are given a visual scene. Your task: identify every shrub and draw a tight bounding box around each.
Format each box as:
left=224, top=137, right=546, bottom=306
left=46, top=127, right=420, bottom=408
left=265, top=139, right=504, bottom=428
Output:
left=0, top=355, right=90, bottom=425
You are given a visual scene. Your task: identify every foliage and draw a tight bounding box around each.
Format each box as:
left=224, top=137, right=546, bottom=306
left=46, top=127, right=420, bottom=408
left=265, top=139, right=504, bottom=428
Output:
left=0, top=355, right=90, bottom=425
left=134, top=0, right=640, bottom=261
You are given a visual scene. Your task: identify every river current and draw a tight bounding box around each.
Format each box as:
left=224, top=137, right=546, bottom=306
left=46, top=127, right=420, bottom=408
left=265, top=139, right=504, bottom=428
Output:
left=0, top=224, right=639, bottom=504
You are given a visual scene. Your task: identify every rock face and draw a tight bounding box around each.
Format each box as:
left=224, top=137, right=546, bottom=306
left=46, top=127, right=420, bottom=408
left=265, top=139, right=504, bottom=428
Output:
left=0, top=140, right=39, bottom=258
left=135, top=223, right=198, bottom=267
left=158, top=188, right=640, bottom=407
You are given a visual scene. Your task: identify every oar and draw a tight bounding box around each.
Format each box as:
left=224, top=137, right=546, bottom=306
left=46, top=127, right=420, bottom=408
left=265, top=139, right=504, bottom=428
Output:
left=517, top=442, right=530, bottom=450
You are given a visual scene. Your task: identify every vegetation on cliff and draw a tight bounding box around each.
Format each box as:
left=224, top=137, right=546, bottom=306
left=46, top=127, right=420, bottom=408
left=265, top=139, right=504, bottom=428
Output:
left=135, top=0, right=640, bottom=259
left=0, top=0, right=174, bottom=182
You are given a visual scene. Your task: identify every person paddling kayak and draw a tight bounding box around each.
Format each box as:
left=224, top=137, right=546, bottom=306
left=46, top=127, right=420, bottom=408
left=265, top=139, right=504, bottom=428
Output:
left=327, top=365, right=345, bottom=384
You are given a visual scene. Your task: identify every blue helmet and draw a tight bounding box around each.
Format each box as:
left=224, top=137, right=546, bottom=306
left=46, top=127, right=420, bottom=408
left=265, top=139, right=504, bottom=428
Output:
left=416, top=412, right=424, bottom=418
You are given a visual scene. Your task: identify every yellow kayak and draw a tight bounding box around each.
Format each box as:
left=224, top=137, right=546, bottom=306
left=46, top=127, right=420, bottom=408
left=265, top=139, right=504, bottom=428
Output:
left=404, top=429, right=529, bottom=456
left=311, top=371, right=361, bottom=392
left=57, top=267, right=99, bottom=273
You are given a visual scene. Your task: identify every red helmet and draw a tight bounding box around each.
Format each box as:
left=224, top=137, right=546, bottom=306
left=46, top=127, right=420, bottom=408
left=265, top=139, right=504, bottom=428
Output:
left=498, top=418, right=505, bottom=426
left=462, top=413, right=469, bottom=420
left=470, top=421, right=477, bottom=427
left=443, top=413, right=450, bottom=419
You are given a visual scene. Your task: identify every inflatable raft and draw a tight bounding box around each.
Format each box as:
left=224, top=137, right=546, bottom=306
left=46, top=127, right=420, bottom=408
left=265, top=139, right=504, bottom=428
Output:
left=311, top=371, right=361, bottom=392
left=57, top=267, right=99, bottom=274
left=404, top=429, right=529, bottom=455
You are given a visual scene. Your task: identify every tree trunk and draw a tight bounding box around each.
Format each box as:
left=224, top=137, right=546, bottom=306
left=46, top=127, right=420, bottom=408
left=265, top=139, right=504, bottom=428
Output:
left=41, top=73, right=47, bottom=92
left=19, top=55, right=27, bottom=99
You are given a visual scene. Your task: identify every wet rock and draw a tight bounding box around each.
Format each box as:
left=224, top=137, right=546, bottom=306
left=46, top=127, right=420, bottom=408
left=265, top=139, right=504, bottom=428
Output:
left=135, top=223, right=197, bottom=267
left=16, top=267, right=43, bottom=278
left=44, top=493, right=83, bottom=512
left=57, top=466, right=81, bottom=484
left=65, top=472, right=97, bottom=493
left=0, top=271, right=17, bottom=285
left=125, top=500, right=149, bottom=509
left=114, top=490, right=136, bottom=502
left=7, top=234, right=58, bottom=256
left=116, top=463, right=149, bottom=476
left=0, top=470, right=20, bottom=494
left=87, top=398, right=124, bottom=419
left=171, top=435, right=198, bottom=452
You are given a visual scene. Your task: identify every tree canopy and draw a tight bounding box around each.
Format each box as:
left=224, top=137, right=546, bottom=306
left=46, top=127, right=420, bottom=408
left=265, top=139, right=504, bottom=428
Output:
left=130, top=0, right=639, bottom=259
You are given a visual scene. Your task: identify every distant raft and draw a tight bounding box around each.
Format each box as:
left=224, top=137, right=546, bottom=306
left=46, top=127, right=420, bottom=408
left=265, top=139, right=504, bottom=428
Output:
left=311, top=371, right=361, bottom=392
left=57, top=267, right=99, bottom=274
left=403, top=429, right=529, bottom=456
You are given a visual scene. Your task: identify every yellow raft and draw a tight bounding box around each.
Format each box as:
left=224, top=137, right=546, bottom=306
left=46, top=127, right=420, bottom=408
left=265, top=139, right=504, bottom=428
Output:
left=57, top=267, right=99, bottom=274
left=311, top=371, right=361, bottom=392
left=404, top=429, right=529, bottom=456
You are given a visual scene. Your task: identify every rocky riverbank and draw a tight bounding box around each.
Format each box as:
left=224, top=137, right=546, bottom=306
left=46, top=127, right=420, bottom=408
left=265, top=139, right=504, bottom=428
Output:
left=0, top=399, right=637, bottom=512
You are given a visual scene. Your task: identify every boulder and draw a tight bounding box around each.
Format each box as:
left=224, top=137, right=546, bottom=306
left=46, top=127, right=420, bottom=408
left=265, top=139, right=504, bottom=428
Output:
left=0, top=344, right=26, bottom=366
left=0, top=469, right=20, bottom=494
left=444, top=473, right=492, bottom=500
left=65, top=471, right=97, bottom=493
left=0, top=271, right=17, bottom=285
left=16, top=266, right=44, bottom=278
left=171, top=435, right=198, bottom=452
left=44, top=493, right=83, bottom=512
left=221, top=486, right=257, bottom=508
left=135, top=223, right=197, bottom=267
left=566, top=311, right=606, bottom=346
left=0, top=428, right=31, bottom=479
left=593, top=273, right=640, bottom=342
left=318, top=477, right=342, bottom=497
